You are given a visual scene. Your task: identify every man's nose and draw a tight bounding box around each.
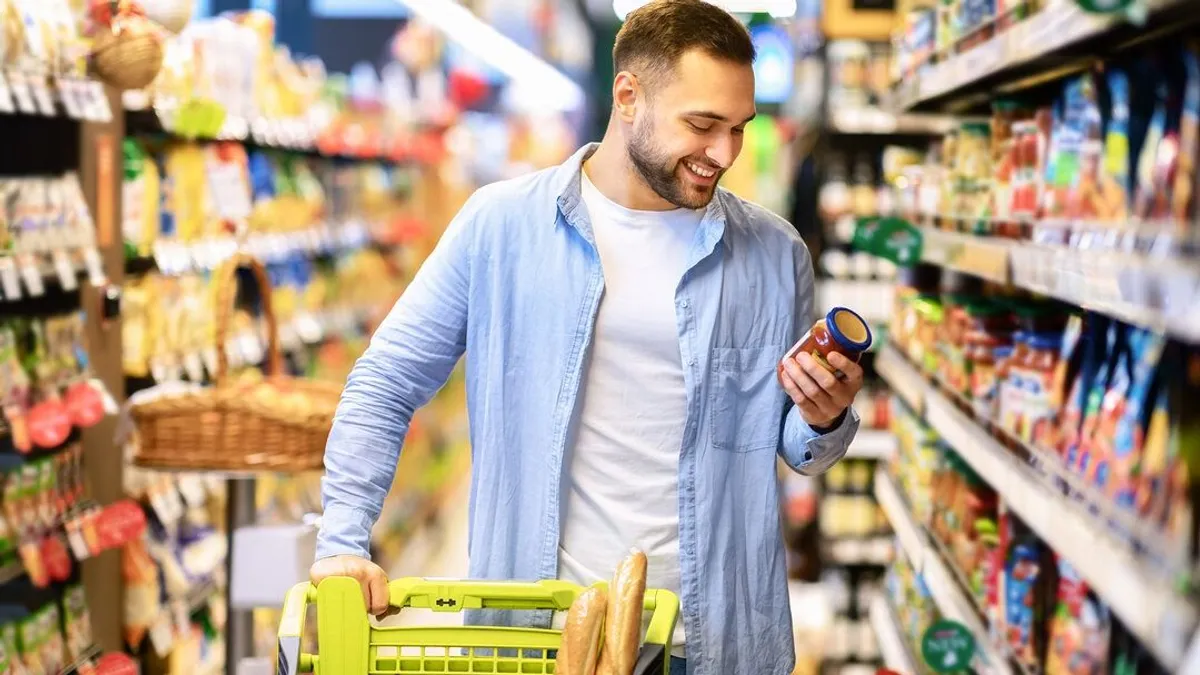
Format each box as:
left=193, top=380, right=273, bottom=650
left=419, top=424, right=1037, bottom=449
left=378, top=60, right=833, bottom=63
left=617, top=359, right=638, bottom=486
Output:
left=705, top=136, right=735, bottom=170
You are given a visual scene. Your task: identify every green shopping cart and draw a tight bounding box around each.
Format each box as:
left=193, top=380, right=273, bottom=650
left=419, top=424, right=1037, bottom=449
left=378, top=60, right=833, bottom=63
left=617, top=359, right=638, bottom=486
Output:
left=276, top=577, right=681, bottom=675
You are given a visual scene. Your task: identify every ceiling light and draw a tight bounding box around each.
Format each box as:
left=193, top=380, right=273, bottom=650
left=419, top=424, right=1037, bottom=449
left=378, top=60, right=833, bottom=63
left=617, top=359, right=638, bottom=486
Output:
left=389, top=0, right=584, bottom=112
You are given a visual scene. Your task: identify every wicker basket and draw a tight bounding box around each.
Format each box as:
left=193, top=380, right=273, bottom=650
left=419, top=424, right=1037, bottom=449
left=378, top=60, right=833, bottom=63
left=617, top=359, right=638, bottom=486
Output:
left=130, top=253, right=341, bottom=472
left=89, top=10, right=164, bottom=92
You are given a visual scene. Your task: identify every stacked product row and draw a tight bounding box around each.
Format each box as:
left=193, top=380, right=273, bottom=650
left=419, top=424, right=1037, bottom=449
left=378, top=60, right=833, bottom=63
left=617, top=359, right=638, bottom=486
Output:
left=892, top=38, right=1200, bottom=248
left=868, top=261, right=1200, bottom=673
left=882, top=395, right=1173, bottom=675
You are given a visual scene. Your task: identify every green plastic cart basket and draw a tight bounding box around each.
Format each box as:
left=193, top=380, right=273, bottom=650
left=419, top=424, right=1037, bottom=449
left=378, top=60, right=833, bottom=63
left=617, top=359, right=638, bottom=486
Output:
left=276, top=577, right=681, bottom=675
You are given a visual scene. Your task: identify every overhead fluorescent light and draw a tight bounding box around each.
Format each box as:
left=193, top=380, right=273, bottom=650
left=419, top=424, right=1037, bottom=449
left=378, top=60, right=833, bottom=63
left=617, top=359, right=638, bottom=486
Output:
left=389, top=0, right=585, bottom=112
left=613, top=0, right=797, bottom=19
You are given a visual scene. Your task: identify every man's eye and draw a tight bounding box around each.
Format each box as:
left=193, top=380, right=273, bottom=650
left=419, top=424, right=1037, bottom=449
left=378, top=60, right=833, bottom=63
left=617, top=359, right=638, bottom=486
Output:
left=688, top=122, right=712, bottom=133
left=732, top=127, right=746, bottom=135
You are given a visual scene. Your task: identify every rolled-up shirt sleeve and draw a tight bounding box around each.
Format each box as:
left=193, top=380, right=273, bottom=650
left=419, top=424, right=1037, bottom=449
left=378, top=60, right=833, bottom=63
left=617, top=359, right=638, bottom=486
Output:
left=316, top=191, right=486, bottom=560
left=777, top=237, right=859, bottom=475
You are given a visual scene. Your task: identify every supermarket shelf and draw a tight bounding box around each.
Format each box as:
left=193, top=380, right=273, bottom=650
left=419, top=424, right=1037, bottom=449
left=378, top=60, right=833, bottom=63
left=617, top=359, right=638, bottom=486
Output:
left=846, top=430, right=898, bottom=460
left=876, top=343, right=1200, bottom=671
left=1011, top=243, right=1200, bottom=344
left=827, top=107, right=958, bottom=136
left=891, top=0, right=1194, bottom=112
left=869, top=594, right=919, bottom=675
left=826, top=536, right=895, bottom=566
left=875, top=346, right=926, bottom=417
left=873, top=469, right=1014, bottom=675
left=920, top=228, right=1012, bottom=285
left=913, top=227, right=1200, bottom=344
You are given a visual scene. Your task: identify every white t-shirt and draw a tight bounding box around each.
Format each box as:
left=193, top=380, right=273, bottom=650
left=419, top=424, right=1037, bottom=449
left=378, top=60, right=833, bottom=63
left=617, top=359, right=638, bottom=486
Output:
left=557, top=170, right=703, bottom=655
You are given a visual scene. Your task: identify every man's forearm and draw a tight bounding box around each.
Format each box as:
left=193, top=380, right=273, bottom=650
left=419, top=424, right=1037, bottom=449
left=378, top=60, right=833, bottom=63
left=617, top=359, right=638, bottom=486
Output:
left=317, top=339, right=423, bottom=559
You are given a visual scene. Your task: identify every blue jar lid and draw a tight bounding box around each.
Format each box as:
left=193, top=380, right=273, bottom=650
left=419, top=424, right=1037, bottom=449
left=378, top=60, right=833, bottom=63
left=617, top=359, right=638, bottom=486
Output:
left=825, top=307, right=873, bottom=352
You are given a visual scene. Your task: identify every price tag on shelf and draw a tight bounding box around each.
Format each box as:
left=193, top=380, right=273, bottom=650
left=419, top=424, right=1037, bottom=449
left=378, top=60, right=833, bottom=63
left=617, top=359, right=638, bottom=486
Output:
left=82, top=247, right=107, bottom=286
left=51, top=249, right=77, bottom=291
left=239, top=333, right=264, bottom=365
left=148, top=612, right=174, bottom=657
left=0, top=257, right=22, bottom=300
left=7, top=71, right=36, bottom=115
left=202, top=347, right=219, bottom=378
left=65, top=518, right=92, bottom=561
left=31, top=78, right=55, bottom=117
left=149, top=356, right=170, bottom=385
left=18, top=256, right=44, bottom=297
left=0, top=73, right=16, bottom=114
left=84, top=80, right=112, bottom=122
left=182, top=352, right=205, bottom=383
left=57, top=80, right=83, bottom=120
left=176, top=476, right=208, bottom=509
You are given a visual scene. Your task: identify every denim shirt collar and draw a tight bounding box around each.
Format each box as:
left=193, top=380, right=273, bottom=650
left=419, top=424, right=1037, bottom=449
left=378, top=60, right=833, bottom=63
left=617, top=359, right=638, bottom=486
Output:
left=553, top=143, right=728, bottom=264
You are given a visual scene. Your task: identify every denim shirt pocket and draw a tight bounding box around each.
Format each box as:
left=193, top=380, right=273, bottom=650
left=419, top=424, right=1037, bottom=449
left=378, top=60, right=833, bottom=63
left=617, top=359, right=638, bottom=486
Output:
left=709, top=345, right=786, bottom=453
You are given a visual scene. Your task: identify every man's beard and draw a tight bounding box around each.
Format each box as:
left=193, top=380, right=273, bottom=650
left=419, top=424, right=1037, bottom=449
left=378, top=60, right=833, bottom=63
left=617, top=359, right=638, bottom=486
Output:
left=627, top=118, right=719, bottom=210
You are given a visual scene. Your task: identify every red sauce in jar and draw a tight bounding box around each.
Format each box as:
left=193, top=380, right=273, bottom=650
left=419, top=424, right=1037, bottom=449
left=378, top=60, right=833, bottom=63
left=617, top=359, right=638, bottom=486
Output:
left=778, top=307, right=873, bottom=385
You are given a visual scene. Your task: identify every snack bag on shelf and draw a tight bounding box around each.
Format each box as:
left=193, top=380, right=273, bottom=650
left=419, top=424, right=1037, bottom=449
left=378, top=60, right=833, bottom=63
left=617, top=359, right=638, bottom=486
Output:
left=1146, top=344, right=1200, bottom=556
left=16, top=614, right=42, bottom=675
left=164, top=143, right=210, bottom=245
left=1038, top=314, right=1084, bottom=452
left=1109, top=329, right=1166, bottom=509
left=1002, top=523, right=1057, bottom=675
left=1173, top=42, right=1200, bottom=234
left=121, top=534, right=162, bottom=650
left=1131, top=59, right=1179, bottom=226
left=1044, top=558, right=1111, bottom=675
left=1090, top=325, right=1134, bottom=498
left=204, top=142, right=253, bottom=234
left=61, top=585, right=91, bottom=661
left=1063, top=317, right=1115, bottom=480
left=1100, top=68, right=1134, bottom=226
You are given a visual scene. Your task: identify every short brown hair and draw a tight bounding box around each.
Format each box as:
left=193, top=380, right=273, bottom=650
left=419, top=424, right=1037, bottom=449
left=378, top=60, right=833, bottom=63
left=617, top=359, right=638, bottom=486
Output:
left=614, top=0, right=755, bottom=88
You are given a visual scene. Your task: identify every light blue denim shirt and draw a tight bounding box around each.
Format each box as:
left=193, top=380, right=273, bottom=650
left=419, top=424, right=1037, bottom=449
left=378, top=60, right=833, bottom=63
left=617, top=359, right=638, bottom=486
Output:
left=318, top=144, right=859, bottom=675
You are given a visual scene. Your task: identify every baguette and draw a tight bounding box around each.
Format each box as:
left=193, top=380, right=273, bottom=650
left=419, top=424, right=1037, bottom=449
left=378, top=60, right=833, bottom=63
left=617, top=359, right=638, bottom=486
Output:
left=596, top=549, right=648, bottom=675
left=555, top=587, right=608, bottom=675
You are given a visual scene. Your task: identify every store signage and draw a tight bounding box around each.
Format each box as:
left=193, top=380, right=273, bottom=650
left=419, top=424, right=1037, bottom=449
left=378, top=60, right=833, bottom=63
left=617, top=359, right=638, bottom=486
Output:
left=921, top=620, right=976, bottom=673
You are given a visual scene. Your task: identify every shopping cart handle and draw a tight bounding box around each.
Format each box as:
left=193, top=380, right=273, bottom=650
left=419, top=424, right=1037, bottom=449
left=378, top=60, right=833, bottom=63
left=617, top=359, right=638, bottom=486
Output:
left=389, top=578, right=581, bottom=612
left=634, top=644, right=667, bottom=675
left=276, top=582, right=316, bottom=675
left=642, top=588, right=681, bottom=648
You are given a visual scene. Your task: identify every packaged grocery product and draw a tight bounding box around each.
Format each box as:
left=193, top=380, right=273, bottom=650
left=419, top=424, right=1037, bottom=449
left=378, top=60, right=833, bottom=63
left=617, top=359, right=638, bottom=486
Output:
left=939, top=296, right=971, bottom=396
left=1131, top=58, right=1179, bottom=226
left=1003, top=526, right=1057, bottom=675
left=1135, top=342, right=1192, bottom=539
left=1173, top=41, right=1200, bottom=234
left=1089, top=325, right=1134, bottom=497
left=997, top=332, right=1030, bottom=438
left=1060, top=317, right=1114, bottom=479
left=778, top=307, right=873, bottom=385
left=1017, top=332, right=1064, bottom=446
left=1106, top=329, right=1166, bottom=508
left=912, top=296, right=944, bottom=376
left=1044, top=559, right=1111, bottom=675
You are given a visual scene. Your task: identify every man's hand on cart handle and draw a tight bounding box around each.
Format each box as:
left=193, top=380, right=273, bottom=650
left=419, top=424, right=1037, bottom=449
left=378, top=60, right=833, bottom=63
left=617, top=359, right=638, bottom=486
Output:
left=310, top=554, right=393, bottom=618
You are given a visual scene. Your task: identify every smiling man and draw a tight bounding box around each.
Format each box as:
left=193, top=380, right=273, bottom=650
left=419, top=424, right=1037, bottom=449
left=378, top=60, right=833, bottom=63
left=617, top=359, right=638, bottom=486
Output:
left=310, top=1, right=863, bottom=674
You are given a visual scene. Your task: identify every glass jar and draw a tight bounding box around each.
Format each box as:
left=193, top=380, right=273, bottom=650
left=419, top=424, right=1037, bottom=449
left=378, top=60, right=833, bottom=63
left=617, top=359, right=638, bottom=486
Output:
left=778, top=306, right=873, bottom=385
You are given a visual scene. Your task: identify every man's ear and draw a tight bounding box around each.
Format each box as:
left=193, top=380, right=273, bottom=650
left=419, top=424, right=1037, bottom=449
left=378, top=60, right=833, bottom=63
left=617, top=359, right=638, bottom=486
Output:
left=612, top=71, right=640, bottom=123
